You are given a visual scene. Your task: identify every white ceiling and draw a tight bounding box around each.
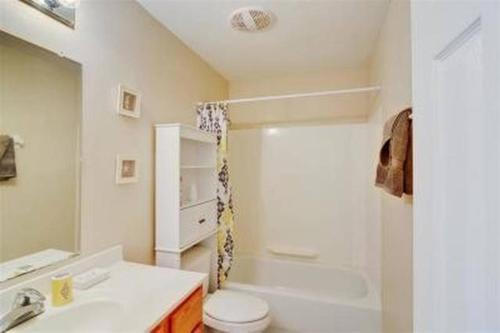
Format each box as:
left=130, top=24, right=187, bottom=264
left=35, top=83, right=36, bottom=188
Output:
left=138, top=0, right=390, bottom=81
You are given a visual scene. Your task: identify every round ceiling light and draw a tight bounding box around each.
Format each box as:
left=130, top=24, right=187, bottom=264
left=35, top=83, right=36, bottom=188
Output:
left=229, top=7, right=274, bottom=32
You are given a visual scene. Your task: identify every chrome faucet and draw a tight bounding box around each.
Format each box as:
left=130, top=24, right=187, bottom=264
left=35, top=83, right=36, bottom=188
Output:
left=0, top=288, right=46, bottom=332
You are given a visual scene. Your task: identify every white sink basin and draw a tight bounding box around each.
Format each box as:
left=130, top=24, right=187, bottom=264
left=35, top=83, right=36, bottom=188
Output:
left=10, top=299, right=124, bottom=332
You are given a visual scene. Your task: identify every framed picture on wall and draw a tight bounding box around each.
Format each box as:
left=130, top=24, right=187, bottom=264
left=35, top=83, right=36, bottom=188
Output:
left=115, top=155, right=138, bottom=184
left=117, top=85, right=141, bottom=118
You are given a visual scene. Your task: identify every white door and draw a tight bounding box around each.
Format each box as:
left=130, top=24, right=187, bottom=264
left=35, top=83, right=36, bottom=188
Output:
left=412, top=1, right=500, bottom=332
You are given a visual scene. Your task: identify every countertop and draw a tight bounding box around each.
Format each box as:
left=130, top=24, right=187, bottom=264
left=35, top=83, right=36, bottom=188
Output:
left=10, top=260, right=206, bottom=332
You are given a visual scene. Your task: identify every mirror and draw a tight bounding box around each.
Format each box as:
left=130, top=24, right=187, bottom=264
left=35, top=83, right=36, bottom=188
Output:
left=0, top=31, right=81, bottom=282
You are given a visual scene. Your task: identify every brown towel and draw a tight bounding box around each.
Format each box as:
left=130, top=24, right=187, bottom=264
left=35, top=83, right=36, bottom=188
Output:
left=375, top=108, right=413, bottom=197
left=0, top=135, right=17, bottom=181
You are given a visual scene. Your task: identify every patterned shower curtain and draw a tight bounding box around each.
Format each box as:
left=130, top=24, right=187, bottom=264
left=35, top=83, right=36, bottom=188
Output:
left=197, top=102, right=235, bottom=288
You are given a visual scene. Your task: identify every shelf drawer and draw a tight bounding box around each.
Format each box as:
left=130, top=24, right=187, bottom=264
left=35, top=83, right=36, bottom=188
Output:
left=170, top=287, right=203, bottom=333
left=180, top=200, right=216, bottom=248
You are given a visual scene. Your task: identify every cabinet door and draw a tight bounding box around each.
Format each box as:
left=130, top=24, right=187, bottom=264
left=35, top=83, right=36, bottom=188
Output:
left=151, top=316, right=170, bottom=333
left=191, top=323, right=204, bottom=333
left=170, top=287, right=203, bottom=333
left=150, top=286, right=203, bottom=333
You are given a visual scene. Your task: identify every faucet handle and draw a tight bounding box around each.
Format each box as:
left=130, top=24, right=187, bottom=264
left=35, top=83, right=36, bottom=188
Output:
left=12, top=288, right=46, bottom=309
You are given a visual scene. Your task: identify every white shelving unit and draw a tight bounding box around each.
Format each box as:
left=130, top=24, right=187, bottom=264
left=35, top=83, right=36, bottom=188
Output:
left=155, top=124, right=218, bottom=269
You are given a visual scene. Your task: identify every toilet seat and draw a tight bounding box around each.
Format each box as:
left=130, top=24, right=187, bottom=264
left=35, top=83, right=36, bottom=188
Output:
left=203, top=290, right=271, bottom=332
left=205, top=290, right=269, bottom=322
left=203, top=313, right=271, bottom=333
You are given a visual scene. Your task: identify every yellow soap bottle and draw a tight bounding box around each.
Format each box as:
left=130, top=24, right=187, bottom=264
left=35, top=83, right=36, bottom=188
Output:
left=51, top=272, right=73, bottom=306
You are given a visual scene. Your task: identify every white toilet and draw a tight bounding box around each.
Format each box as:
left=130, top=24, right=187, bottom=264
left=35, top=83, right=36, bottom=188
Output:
left=182, top=246, right=271, bottom=333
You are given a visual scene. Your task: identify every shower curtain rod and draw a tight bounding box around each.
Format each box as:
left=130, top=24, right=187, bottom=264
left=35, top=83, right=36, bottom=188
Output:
left=202, top=86, right=381, bottom=105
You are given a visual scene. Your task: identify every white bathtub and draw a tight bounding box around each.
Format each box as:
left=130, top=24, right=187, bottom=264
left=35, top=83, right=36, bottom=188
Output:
left=224, top=256, right=381, bottom=333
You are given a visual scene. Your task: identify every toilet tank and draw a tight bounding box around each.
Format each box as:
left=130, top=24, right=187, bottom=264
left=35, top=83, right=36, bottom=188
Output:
left=181, top=245, right=212, bottom=296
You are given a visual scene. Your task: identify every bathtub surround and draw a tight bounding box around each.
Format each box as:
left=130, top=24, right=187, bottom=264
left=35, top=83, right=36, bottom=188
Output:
left=227, top=68, right=377, bottom=276
left=197, top=103, right=235, bottom=287
left=229, top=124, right=371, bottom=272
left=368, top=0, right=413, bottom=332
left=0, top=0, right=228, bottom=265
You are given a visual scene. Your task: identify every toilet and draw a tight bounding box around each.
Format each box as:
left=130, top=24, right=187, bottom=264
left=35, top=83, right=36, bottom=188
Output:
left=204, top=290, right=271, bottom=332
left=181, top=246, right=271, bottom=333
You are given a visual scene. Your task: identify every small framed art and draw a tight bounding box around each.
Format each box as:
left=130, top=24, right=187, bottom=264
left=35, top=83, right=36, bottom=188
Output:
left=115, top=155, right=138, bottom=184
left=117, top=85, right=141, bottom=118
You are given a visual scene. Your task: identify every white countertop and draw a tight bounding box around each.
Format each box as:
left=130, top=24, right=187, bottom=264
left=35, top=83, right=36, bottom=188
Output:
left=6, top=254, right=205, bottom=332
left=103, top=261, right=205, bottom=331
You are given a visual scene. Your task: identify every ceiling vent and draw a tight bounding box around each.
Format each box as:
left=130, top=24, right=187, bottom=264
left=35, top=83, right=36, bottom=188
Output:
left=229, top=7, right=274, bottom=32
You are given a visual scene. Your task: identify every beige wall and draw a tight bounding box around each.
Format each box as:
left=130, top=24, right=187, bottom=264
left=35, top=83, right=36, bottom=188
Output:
left=0, top=0, right=228, bottom=264
left=229, top=68, right=370, bottom=128
left=368, top=1, right=413, bottom=332
left=0, top=33, right=80, bottom=261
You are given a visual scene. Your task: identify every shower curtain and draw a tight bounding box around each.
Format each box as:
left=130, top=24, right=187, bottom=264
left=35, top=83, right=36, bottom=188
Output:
left=197, top=102, right=235, bottom=288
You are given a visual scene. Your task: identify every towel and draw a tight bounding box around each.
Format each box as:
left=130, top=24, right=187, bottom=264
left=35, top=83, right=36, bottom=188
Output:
left=0, top=135, right=17, bottom=181
left=375, top=108, right=413, bottom=197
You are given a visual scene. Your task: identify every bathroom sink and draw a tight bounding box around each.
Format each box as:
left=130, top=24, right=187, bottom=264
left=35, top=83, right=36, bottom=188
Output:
left=9, top=299, right=124, bottom=332
left=0, top=255, right=207, bottom=332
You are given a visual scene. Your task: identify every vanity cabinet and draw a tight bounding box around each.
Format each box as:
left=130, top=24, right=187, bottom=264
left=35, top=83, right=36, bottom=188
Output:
left=151, top=286, right=203, bottom=333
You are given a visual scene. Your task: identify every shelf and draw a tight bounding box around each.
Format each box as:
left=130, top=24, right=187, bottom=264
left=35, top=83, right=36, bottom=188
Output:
left=155, top=228, right=217, bottom=254
left=181, top=198, right=217, bottom=210
left=181, top=165, right=216, bottom=169
left=156, top=124, right=217, bottom=267
left=180, top=138, right=216, bottom=167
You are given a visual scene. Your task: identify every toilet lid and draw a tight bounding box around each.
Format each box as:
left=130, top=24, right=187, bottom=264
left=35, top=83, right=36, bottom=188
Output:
left=204, top=290, right=269, bottom=323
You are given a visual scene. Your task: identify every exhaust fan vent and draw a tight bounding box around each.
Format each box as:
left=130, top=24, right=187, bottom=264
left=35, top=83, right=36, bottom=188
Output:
left=230, top=7, right=274, bottom=32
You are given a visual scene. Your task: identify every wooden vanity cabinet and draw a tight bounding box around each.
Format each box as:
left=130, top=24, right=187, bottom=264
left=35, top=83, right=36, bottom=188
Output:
left=151, top=286, right=203, bottom=333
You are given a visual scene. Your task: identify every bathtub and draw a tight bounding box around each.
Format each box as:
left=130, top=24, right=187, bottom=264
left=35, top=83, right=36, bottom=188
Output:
left=224, top=256, right=381, bottom=333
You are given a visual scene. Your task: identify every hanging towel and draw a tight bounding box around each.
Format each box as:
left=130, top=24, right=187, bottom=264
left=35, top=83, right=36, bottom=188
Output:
left=375, top=108, right=413, bottom=197
left=0, top=135, right=17, bottom=181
